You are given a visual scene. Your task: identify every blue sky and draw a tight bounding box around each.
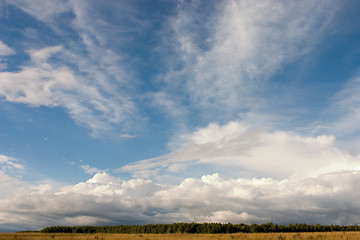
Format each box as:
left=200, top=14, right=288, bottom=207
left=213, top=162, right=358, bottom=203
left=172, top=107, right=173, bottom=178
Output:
left=1, top=0, right=360, bottom=231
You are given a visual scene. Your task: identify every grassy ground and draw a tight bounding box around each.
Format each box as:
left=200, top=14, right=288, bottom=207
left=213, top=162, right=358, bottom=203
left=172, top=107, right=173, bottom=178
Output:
left=0, top=232, right=360, bottom=240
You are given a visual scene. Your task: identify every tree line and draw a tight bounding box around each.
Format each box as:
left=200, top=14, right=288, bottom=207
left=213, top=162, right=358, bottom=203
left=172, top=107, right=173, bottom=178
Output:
left=40, top=223, right=360, bottom=234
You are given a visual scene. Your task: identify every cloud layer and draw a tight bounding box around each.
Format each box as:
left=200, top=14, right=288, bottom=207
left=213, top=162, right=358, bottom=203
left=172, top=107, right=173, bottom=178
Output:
left=1, top=116, right=360, bottom=231
left=121, top=121, right=359, bottom=180
left=1, top=170, right=360, bottom=231
left=2, top=115, right=360, bottom=231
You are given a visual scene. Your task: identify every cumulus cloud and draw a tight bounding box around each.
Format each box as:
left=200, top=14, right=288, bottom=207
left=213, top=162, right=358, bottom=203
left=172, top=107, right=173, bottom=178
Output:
left=121, top=121, right=359, bottom=180
left=1, top=171, right=360, bottom=231
left=0, top=148, right=360, bottom=231
left=0, top=155, right=30, bottom=201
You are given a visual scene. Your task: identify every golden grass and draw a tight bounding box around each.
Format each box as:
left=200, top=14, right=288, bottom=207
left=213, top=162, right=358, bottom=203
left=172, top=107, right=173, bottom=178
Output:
left=1, top=232, right=360, bottom=240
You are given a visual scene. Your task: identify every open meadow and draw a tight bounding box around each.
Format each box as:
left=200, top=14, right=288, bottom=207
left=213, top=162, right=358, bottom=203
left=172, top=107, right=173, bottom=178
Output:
left=1, top=232, right=360, bottom=240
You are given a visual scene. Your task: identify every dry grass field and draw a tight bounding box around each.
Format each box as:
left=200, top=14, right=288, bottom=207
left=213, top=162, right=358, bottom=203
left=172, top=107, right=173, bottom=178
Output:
left=0, top=232, right=360, bottom=240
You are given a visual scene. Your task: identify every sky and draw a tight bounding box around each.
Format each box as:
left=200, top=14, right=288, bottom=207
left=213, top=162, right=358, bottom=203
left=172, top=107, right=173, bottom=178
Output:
left=1, top=0, right=360, bottom=232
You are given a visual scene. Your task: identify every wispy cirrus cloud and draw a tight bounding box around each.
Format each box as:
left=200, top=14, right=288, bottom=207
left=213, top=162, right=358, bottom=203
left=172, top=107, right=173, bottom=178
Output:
left=314, top=74, right=360, bottom=154
left=6, top=0, right=70, bottom=22
left=159, top=0, right=339, bottom=120
left=325, top=75, right=360, bottom=137
left=0, top=46, right=135, bottom=135
left=1, top=0, right=142, bottom=136
left=2, top=0, right=343, bottom=136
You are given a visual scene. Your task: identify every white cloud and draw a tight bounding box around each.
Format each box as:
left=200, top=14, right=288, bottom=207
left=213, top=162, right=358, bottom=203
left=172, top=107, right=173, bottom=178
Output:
left=0, top=155, right=30, bottom=201
left=0, top=171, right=28, bottom=199
left=6, top=0, right=70, bottom=22
left=197, top=211, right=260, bottom=224
left=1, top=0, right=360, bottom=231
left=1, top=170, right=360, bottom=231
left=118, top=134, right=135, bottom=139
left=188, top=121, right=248, bottom=145
left=28, top=45, right=63, bottom=64
left=1, top=125, right=359, bottom=229
left=161, top=0, right=339, bottom=117
left=326, top=76, right=360, bottom=137
left=313, top=74, right=360, bottom=155
left=1, top=1, right=142, bottom=136
left=0, top=46, right=135, bottom=135
left=0, top=41, right=15, bottom=70
left=151, top=92, right=186, bottom=119
left=81, top=165, right=103, bottom=175
left=0, top=154, right=24, bottom=171
left=121, top=121, right=358, bottom=179
left=0, top=41, right=14, bottom=56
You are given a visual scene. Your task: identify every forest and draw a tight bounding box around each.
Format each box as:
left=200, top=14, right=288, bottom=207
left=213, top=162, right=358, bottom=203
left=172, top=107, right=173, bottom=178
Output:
left=40, top=223, right=360, bottom=234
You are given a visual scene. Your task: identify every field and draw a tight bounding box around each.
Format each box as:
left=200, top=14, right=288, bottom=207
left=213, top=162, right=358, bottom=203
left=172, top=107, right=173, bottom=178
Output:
left=1, top=232, right=360, bottom=240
